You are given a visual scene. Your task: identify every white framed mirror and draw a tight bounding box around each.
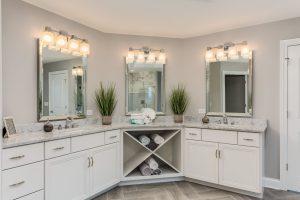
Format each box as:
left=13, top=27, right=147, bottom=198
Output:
left=125, top=62, right=165, bottom=115
left=37, top=40, right=87, bottom=121
left=206, top=44, right=253, bottom=117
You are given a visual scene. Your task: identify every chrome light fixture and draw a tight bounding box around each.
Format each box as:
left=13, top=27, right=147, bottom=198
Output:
left=126, top=47, right=166, bottom=64
left=205, top=41, right=250, bottom=62
left=40, top=26, right=90, bottom=57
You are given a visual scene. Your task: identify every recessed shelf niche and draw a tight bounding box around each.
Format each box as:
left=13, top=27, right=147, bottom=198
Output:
left=123, top=129, right=182, bottom=179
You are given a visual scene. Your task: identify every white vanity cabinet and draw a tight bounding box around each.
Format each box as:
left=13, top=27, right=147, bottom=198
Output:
left=45, top=150, right=90, bottom=200
left=218, top=144, right=260, bottom=192
left=184, top=128, right=263, bottom=194
left=90, top=143, right=120, bottom=196
left=45, top=131, right=121, bottom=200
left=185, top=140, right=218, bottom=184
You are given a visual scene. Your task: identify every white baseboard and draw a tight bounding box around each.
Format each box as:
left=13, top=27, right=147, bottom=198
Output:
left=263, top=177, right=282, bottom=190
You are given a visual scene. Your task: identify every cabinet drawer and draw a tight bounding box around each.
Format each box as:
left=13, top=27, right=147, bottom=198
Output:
left=2, top=143, right=44, bottom=170
left=202, top=129, right=237, bottom=144
left=105, top=130, right=120, bottom=144
left=2, top=162, right=44, bottom=200
left=238, top=132, right=260, bottom=147
left=71, top=132, right=105, bottom=152
left=185, top=128, right=202, bottom=140
left=45, top=138, right=71, bottom=159
left=18, top=190, right=44, bottom=200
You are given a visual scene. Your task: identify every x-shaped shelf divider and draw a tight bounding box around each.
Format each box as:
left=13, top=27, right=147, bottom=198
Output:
left=123, top=129, right=181, bottom=176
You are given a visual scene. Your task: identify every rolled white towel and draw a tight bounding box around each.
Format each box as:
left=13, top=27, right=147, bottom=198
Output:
left=150, top=134, right=164, bottom=145
left=145, top=157, right=159, bottom=170
left=139, top=163, right=152, bottom=176
left=138, top=135, right=150, bottom=146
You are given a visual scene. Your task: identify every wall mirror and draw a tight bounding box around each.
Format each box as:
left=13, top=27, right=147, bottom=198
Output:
left=37, top=40, right=87, bottom=121
left=126, top=63, right=165, bottom=115
left=205, top=42, right=253, bottom=117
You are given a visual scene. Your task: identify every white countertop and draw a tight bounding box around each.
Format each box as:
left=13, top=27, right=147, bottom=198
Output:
left=2, top=120, right=267, bottom=149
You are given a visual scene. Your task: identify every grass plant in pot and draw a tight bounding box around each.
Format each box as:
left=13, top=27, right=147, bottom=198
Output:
left=169, top=85, right=189, bottom=123
left=95, top=82, right=117, bottom=125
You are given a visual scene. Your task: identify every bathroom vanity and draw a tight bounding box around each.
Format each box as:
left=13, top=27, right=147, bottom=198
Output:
left=1, top=120, right=266, bottom=200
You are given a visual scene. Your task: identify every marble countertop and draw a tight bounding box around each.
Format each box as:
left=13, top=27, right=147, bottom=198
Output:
left=2, top=120, right=267, bottom=149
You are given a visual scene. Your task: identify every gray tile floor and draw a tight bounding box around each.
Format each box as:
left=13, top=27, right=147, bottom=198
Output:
left=93, top=181, right=300, bottom=200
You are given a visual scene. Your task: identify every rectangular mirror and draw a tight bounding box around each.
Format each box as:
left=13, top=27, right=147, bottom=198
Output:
left=38, top=40, right=87, bottom=121
left=126, top=63, right=165, bottom=115
left=206, top=52, right=253, bottom=117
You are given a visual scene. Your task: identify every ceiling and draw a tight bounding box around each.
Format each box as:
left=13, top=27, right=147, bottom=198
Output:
left=22, top=0, right=300, bottom=38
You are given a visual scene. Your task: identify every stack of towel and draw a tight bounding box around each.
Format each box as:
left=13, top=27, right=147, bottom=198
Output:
left=139, top=157, right=162, bottom=176
left=138, top=135, right=151, bottom=146
left=137, top=134, right=165, bottom=151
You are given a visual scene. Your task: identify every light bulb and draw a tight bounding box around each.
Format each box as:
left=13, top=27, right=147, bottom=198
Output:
left=56, top=34, right=68, bottom=48
left=41, top=27, right=54, bottom=45
left=205, top=49, right=214, bottom=62
left=136, top=52, right=145, bottom=63
left=216, top=49, right=227, bottom=61
left=241, top=46, right=250, bottom=58
left=126, top=50, right=135, bottom=64
left=80, top=40, right=90, bottom=56
left=228, top=46, right=238, bottom=60
left=147, top=52, right=156, bottom=63
left=158, top=52, right=166, bottom=64
left=69, top=36, right=79, bottom=51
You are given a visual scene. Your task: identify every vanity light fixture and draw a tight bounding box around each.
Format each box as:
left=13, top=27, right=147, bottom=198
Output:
left=40, top=26, right=90, bottom=57
left=205, top=41, right=250, bottom=62
left=126, top=47, right=166, bottom=64
left=72, top=66, right=84, bottom=76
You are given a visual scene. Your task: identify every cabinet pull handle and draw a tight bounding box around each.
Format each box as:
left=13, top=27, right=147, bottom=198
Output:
left=218, top=150, right=221, bottom=158
left=189, top=133, right=197, bottom=136
left=10, top=155, right=25, bottom=160
left=243, top=138, right=254, bottom=141
left=53, top=146, right=64, bottom=151
left=88, top=157, right=91, bottom=168
left=110, top=136, right=117, bottom=139
left=91, top=157, right=94, bottom=167
left=9, top=180, right=25, bottom=187
left=215, top=150, right=218, bottom=158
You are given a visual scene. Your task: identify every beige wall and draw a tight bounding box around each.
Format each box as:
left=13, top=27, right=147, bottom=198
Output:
left=182, top=18, right=300, bottom=179
left=2, top=0, right=183, bottom=124
left=3, top=0, right=300, bottom=179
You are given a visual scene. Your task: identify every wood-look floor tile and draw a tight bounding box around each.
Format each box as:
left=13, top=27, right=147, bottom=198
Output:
left=93, top=181, right=300, bottom=200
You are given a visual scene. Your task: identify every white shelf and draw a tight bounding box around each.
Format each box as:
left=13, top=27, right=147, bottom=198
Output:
left=123, top=129, right=182, bottom=178
left=123, top=166, right=182, bottom=181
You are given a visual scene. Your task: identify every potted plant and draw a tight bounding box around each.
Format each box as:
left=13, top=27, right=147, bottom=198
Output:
left=169, top=85, right=189, bottom=123
left=95, top=82, right=117, bottom=125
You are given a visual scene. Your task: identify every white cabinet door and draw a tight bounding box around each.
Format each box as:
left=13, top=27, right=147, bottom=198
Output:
left=218, top=144, right=261, bottom=193
left=90, top=143, right=120, bottom=196
left=185, top=140, right=219, bottom=184
left=45, top=151, right=90, bottom=200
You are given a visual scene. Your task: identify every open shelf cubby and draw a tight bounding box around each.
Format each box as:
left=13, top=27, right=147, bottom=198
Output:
left=123, top=129, right=182, bottom=179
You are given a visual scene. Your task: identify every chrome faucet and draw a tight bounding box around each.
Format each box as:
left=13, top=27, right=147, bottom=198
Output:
left=222, top=113, right=228, bottom=124
left=65, top=116, right=73, bottom=129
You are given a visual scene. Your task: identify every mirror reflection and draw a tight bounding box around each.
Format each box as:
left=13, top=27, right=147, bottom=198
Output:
left=126, top=63, right=165, bottom=114
left=206, top=55, right=252, bottom=116
left=38, top=44, right=87, bottom=121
